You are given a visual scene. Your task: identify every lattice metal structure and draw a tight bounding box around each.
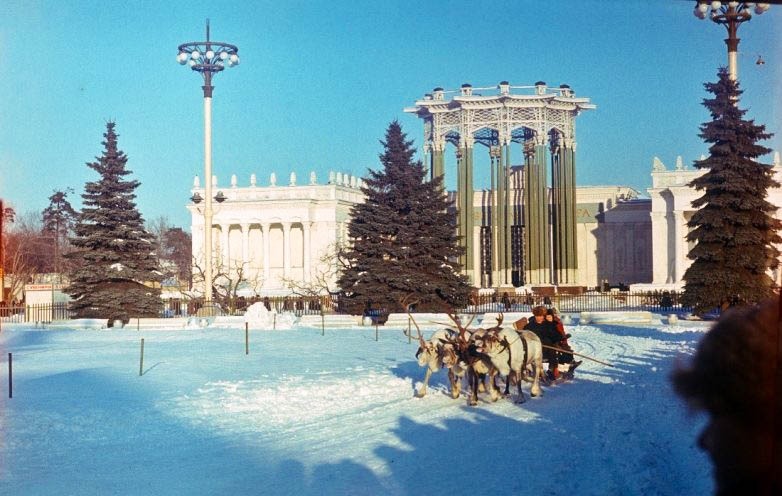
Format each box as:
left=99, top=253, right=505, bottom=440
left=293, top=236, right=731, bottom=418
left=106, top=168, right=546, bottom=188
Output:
left=405, top=81, right=595, bottom=287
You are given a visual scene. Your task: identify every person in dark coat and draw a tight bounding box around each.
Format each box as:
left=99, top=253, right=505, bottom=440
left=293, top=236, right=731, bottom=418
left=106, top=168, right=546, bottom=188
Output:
left=523, top=305, right=563, bottom=379
left=672, top=300, right=781, bottom=496
left=546, top=308, right=582, bottom=378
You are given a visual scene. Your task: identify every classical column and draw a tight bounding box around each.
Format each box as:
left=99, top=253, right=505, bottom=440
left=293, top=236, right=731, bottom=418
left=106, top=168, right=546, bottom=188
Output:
left=303, top=221, right=312, bottom=282
left=673, top=211, right=687, bottom=285
left=552, top=139, right=578, bottom=285
left=220, top=224, right=230, bottom=271
left=551, top=141, right=562, bottom=284
left=456, top=146, right=466, bottom=269
left=282, top=222, right=292, bottom=279
left=431, top=140, right=445, bottom=182
left=650, top=212, right=668, bottom=285
left=500, top=141, right=512, bottom=286
left=564, top=144, right=578, bottom=284
left=464, top=138, right=475, bottom=282
left=261, top=223, right=271, bottom=282
left=490, top=146, right=500, bottom=286
left=524, top=136, right=551, bottom=285
left=241, top=223, right=250, bottom=270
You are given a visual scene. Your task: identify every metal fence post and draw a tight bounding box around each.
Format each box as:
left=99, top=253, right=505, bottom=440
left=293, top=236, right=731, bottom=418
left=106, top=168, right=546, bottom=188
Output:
left=8, top=352, right=12, bottom=398
left=139, top=339, right=145, bottom=377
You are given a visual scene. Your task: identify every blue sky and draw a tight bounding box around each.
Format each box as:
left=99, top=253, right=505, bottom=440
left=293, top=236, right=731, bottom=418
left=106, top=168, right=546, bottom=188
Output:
left=1, top=0, right=780, bottom=230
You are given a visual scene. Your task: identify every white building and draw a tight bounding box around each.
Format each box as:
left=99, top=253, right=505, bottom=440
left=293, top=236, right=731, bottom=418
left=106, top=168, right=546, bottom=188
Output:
left=188, top=171, right=363, bottom=296
left=188, top=152, right=781, bottom=296
left=643, top=151, right=782, bottom=290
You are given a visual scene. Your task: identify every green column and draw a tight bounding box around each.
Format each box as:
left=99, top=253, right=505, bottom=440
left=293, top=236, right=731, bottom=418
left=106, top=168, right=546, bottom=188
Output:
left=433, top=147, right=445, bottom=182
left=465, top=145, right=475, bottom=276
left=496, top=143, right=508, bottom=286
left=551, top=145, right=563, bottom=284
left=427, top=146, right=434, bottom=182
left=456, top=147, right=465, bottom=269
left=524, top=142, right=550, bottom=285
left=503, top=143, right=512, bottom=286
left=490, top=148, right=498, bottom=287
left=564, top=145, right=578, bottom=283
left=538, top=143, right=551, bottom=284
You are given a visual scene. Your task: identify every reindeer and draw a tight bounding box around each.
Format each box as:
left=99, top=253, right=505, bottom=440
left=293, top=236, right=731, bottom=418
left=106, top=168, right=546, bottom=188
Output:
left=413, top=326, right=459, bottom=398
left=478, top=320, right=544, bottom=403
left=442, top=313, right=503, bottom=406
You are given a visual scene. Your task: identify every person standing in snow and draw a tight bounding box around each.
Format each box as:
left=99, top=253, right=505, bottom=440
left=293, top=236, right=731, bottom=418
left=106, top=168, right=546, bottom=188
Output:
left=672, top=300, right=781, bottom=496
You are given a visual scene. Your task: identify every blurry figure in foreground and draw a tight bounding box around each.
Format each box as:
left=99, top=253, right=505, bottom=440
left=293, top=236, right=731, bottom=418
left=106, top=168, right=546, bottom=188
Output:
left=672, top=300, right=781, bottom=495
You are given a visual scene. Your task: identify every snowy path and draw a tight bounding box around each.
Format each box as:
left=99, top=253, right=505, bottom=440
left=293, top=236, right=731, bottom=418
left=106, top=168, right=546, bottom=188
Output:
left=0, top=322, right=713, bottom=495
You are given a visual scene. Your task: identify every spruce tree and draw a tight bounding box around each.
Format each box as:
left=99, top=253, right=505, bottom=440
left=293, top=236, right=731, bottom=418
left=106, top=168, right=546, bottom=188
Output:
left=66, top=122, right=162, bottom=323
left=41, top=188, right=78, bottom=275
left=682, top=68, right=779, bottom=314
left=338, top=121, right=471, bottom=313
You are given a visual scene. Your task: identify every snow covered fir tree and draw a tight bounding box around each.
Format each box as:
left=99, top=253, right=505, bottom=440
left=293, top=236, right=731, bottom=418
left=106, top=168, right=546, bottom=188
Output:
left=682, top=68, right=780, bottom=314
left=337, top=121, right=471, bottom=313
left=66, top=122, right=162, bottom=323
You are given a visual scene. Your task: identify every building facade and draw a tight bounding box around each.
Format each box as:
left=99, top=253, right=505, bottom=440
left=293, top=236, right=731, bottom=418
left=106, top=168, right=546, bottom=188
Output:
left=187, top=153, right=782, bottom=297
left=187, top=171, right=363, bottom=296
left=643, top=152, right=782, bottom=290
left=188, top=171, right=646, bottom=296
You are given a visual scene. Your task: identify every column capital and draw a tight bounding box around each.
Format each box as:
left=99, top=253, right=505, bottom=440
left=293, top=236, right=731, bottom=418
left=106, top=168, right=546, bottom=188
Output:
left=461, top=136, right=475, bottom=148
left=534, top=134, right=548, bottom=147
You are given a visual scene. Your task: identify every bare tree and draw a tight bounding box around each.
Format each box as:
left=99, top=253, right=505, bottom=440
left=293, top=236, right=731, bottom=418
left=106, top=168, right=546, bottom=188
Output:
left=147, top=216, right=192, bottom=290
left=3, top=211, right=51, bottom=301
left=189, top=250, right=263, bottom=314
left=281, top=242, right=347, bottom=313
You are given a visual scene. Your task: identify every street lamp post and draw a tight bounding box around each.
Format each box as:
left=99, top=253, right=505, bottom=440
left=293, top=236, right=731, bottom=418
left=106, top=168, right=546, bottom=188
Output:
left=177, top=20, right=239, bottom=304
left=694, top=1, right=770, bottom=80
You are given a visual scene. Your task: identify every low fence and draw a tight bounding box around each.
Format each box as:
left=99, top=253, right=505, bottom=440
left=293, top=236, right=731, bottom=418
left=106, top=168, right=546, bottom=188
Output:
left=464, top=291, right=689, bottom=314
left=161, top=295, right=341, bottom=318
left=0, top=292, right=690, bottom=324
left=0, top=303, right=73, bottom=322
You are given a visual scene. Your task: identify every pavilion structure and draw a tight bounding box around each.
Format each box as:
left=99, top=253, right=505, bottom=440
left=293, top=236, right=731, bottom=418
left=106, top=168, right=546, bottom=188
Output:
left=405, top=81, right=594, bottom=288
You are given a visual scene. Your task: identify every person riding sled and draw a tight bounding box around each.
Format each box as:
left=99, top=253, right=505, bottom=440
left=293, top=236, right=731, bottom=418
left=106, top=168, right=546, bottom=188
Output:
left=519, top=305, right=566, bottom=380
left=546, top=308, right=582, bottom=379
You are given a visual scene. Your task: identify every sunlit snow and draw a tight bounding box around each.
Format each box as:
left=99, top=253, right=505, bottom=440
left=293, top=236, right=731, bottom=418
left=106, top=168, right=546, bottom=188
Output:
left=0, top=318, right=713, bottom=495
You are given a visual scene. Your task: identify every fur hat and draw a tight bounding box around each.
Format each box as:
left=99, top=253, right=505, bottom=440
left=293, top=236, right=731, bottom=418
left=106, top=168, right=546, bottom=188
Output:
left=532, top=305, right=548, bottom=317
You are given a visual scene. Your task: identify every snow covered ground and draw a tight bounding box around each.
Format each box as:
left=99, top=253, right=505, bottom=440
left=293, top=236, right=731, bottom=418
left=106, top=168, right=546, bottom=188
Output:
left=0, top=317, right=714, bottom=495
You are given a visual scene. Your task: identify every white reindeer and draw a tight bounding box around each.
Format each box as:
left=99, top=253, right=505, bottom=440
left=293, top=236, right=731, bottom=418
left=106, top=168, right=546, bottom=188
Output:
left=414, top=328, right=458, bottom=398
left=478, top=327, right=544, bottom=403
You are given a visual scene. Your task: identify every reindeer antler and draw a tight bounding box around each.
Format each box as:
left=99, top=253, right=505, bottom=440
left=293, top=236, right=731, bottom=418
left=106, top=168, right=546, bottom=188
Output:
left=446, top=311, right=477, bottom=351
left=409, top=311, right=425, bottom=347
left=400, top=292, right=425, bottom=346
